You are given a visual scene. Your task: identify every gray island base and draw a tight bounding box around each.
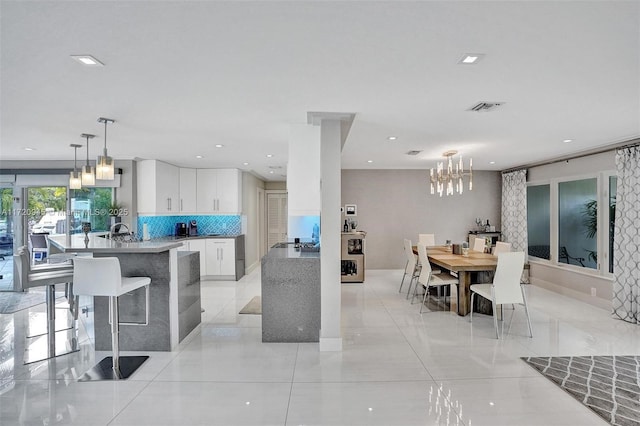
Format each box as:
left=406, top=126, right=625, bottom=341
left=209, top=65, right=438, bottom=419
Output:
left=261, top=245, right=320, bottom=342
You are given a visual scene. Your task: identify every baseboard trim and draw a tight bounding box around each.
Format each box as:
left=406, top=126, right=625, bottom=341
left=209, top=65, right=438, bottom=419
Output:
left=319, top=337, right=343, bottom=352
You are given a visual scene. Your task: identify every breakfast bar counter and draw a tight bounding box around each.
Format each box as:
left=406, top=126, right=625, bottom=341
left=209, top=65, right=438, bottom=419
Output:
left=48, top=234, right=200, bottom=351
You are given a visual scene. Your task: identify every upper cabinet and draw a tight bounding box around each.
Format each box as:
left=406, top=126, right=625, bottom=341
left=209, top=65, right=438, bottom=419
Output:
left=138, top=160, right=242, bottom=215
left=137, top=160, right=180, bottom=215
left=179, top=168, right=197, bottom=213
left=196, top=169, right=242, bottom=214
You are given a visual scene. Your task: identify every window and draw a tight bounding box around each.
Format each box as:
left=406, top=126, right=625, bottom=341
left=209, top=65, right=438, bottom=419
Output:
left=70, top=187, right=113, bottom=233
left=558, top=178, right=597, bottom=269
left=527, top=184, right=550, bottom=260
left=526, top=173, right=616, bottom=276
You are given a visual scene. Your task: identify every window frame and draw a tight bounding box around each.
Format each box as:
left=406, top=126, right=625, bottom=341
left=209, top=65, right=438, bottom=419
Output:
left=526, top=170, right=615, bottom=279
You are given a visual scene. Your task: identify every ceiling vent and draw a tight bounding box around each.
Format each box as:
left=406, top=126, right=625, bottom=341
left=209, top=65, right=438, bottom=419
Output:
left=406, top=150, right=422, bottom=156
left=468, top=102, right=504, bottom=112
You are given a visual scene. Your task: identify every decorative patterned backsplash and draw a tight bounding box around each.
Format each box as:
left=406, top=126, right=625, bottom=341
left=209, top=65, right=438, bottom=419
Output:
left=137, top=215, right=242, bottom=239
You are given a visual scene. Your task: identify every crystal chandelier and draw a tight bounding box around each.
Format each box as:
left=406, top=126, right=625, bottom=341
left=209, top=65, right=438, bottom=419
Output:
left=429, top=150, right=473, bottom=196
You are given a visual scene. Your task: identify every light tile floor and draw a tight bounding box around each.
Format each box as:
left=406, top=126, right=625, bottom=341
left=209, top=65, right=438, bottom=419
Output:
left=1, top=268, right=637, bottom=425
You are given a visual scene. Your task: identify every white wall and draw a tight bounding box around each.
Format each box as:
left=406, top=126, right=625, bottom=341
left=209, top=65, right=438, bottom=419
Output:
left=341, top=169, right=502, bottom=269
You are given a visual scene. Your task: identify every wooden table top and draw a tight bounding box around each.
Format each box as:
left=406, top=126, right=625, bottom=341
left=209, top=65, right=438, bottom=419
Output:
left=414, top=245, right=498, bottom=272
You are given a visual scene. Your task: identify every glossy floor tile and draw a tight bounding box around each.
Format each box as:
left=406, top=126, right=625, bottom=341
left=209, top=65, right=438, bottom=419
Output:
left=1, top=268, right=632, bottom=425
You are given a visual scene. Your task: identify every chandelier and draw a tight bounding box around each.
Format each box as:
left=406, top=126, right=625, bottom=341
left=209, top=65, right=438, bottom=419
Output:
left=429, top=150, right=473, bottom=196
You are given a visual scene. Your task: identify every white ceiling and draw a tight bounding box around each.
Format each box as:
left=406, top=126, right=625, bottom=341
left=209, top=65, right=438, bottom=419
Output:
left=1, top=1, right=639, bottom=181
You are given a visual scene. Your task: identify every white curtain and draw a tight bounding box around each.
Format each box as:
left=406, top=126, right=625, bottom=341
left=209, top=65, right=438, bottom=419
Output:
left=612, top=146, right=640, bottom=324
left=501, top=169, right=528, bottom=253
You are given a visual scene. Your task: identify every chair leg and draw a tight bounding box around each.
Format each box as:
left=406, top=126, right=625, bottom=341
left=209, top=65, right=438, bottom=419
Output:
left=469, top=292, right=475, bottom=323
left=109, top=295, right=121, bottom=377
left=491, top=289, right=499, bottom=339
left=420, top=284, right=429, bottom=314
left=521, top=285, right=533, bottom=338
left=399, top=261, right=409, bottom=293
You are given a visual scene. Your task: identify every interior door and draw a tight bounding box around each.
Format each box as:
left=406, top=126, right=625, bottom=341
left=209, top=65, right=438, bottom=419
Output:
left=266, top=192, right=287, bottom=250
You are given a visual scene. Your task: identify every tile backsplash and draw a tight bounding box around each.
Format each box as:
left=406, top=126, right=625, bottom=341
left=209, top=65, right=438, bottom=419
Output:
left=137, top=215, right=242, bottom=239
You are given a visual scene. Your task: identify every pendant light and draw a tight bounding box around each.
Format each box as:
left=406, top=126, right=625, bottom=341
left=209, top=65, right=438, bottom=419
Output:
left=81, top=133, right=96, bottom=186
left=69, top=143, right=83, bottom=189
left=96, top=117, right=115, bottom=180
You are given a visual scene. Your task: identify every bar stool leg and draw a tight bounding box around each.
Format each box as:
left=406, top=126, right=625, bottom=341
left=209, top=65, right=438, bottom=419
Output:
left=109, top=296, right=121, bottom=378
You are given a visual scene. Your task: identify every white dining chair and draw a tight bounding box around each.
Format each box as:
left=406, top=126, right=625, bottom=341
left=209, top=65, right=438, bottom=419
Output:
left=469, top=251, right=532, bottom=339
left=492, top=241, right=511, bottom=255
left=399, top=239, right=420, bottom=295
left=418, top=233, right=435, bottom=247
left=472, top=237, right=486, bottom=252
left=413, top=243, right=458, bottom=313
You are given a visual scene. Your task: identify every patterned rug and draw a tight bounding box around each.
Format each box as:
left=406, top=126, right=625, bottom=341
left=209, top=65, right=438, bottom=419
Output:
left=239, top=296, right=261, bottom=315
left=0, top=292, right=46, bottom=314
left=523, top=356, right=640, bottom=426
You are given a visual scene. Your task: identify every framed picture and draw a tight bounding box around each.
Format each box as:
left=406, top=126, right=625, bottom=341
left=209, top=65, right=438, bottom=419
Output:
left=345, top=204, right=357, bottom=216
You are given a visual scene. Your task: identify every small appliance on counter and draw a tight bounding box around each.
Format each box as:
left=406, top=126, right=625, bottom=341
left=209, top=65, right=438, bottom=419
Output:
left=175, top=222, right=187, bottom=238
left=188, top=220, right=198, bottom=236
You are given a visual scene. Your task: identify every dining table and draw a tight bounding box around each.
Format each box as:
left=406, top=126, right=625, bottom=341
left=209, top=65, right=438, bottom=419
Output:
left=413, top=246, right=498, bottom=316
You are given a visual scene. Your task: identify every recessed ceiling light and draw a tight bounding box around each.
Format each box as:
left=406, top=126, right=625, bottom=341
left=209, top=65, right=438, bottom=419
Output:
left=387, top=136, right=397, bottom=141
left=70, top=55, right=104, bottom=66
left=489, top=161, right=496, bottom=164
left=563, top=139, right=573, bottom=143
left=196, top=155, right=203, bottom=159
left=458, top=53, right=485, bottom=64
left=243, top=162, right=249, bottom=166
left=24, top=147, right=35, bottom=151
left=269, top=170, right=274, bottom=174
left=215, top=144, right=224, bottom=148
left=266, top=154, right=273, bottom=158
left=367, top=160, right=373, bottom=163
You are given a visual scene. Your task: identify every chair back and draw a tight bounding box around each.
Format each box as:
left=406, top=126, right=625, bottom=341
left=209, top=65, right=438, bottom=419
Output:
left=72, top=257, right=123, bottom=297
left=403, top=239, right=417, bottom=273
left=492, top=241, right=512, bottom=255
left=492, top=252, right=525, bottom=305
left=30, top=233, right=49, bottom=249
left=418, top=233, right=435, bottom=246
left=416, top=243, right=433, bottom=286
left=472, top=237, right=486, bottom=252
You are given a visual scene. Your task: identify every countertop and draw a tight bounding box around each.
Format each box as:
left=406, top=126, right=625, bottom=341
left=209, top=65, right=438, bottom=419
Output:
left=153, top=234, right=243, bottom=242
left=264, top=245, right=321, bottom=259
left=49, top=234, right=183, bottom=253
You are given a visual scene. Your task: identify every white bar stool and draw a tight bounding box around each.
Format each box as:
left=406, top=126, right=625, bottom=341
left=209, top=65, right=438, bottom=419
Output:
left=73, top=256, right=151, bottom=381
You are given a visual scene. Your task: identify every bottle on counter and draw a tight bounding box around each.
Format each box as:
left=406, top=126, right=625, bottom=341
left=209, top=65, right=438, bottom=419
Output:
left=343, top=220, right=349, bottom=233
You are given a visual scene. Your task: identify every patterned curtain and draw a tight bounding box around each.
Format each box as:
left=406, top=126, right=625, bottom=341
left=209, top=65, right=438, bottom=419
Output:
left=501, top=169, right=528, bottom=253
left=612, top=146, right=640, bottom=324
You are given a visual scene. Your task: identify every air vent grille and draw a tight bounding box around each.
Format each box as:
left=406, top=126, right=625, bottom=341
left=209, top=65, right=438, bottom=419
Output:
left=468, top=102, right=505, bottom=112
left=406, top=150, right=422, bottom=156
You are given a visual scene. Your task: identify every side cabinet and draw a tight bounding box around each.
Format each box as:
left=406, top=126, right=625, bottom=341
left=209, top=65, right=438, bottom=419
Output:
left=205, top=239, right=235, bottom=277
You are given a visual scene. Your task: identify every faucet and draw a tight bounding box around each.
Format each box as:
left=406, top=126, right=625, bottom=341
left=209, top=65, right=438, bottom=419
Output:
left=109, top=223, right=130, bottom=240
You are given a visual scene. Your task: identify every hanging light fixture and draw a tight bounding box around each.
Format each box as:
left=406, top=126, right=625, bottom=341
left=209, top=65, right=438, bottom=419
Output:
left=81, top=133, right=96, bottom=186
left=69, top=143, right=83, bottom=189
left=429, top=150, right=473, bottom=196
left=96, top=117, right=115, bottom=180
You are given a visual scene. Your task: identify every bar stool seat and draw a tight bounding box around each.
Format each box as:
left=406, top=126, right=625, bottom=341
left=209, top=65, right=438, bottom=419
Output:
left=73, top=256, right=151, bottom=381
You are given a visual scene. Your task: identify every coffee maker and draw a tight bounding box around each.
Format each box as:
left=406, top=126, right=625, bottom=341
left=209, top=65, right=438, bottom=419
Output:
left=175, top=222, right=187, bottom=237
left=188, top=220, right=198, bottom=236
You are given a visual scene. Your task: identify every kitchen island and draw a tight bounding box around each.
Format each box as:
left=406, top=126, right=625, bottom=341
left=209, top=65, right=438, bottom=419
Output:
left=261, top=243, right=320, bottom=342
left=48, top=234, right=201, bottom=351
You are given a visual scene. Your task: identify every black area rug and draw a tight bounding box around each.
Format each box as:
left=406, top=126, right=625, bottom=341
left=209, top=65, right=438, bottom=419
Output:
left=523, top=356, right=640, bottom=426
left=0, top=292, right=46, bottom=314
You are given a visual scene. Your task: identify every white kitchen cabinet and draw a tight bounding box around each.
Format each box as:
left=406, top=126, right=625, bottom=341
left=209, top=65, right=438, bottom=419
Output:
left=188, top=239, right=207, bottom=277
left=137, top=160, right=180, bottom=214
left=179, top=168, right=197, bottom=213
left=205, top=239, right=235, bottom=276
left=177, top=241, right=190, bottom=251
left=196, top=169, right=242, bottom=214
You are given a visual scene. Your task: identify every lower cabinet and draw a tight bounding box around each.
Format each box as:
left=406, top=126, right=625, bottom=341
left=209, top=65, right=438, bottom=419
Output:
left=205, top=239, right=236, bottom=277
left=188, top=239, right=207, bottom=277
